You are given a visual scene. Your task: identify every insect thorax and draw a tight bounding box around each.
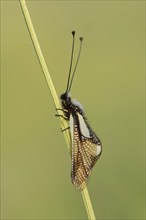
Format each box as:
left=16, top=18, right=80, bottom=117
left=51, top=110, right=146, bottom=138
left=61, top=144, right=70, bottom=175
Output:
left=60, top=93, right=83, bottom=119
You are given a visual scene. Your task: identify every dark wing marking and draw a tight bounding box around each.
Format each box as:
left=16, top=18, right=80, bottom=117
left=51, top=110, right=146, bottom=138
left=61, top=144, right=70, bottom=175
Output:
left=70, top=113, right=102, bottom=189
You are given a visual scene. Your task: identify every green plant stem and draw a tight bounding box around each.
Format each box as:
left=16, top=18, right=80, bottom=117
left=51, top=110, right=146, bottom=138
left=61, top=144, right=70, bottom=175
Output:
left=19, top=1, right=96, bottom=219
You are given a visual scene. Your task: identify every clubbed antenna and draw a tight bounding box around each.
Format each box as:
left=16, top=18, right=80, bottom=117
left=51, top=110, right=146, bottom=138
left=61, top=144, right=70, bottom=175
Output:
left=68, top=37, right=83, bottom=92
left=65, top=31, right=76, bottom=93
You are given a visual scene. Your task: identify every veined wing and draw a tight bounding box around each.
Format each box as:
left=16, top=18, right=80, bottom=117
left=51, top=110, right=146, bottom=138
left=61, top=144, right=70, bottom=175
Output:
left=70, top=113, right=102, bottom=189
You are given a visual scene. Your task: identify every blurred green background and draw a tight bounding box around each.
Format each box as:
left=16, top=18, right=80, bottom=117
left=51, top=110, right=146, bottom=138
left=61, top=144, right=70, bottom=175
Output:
left=1, top=0, right=145, bottom=219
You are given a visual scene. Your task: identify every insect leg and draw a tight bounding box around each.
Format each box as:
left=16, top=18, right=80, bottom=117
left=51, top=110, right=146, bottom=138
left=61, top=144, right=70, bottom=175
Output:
left=61, top=127, right=70, bottom=132
left=56, top=108, right=68, bottom=113
left=55, top=114, right=68, bottom=120
left=55, top=108, right=69, bottom=119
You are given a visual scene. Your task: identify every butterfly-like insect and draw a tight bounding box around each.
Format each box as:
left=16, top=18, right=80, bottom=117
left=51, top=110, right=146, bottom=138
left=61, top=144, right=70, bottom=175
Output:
left=58, top=31, right=102, bottom=190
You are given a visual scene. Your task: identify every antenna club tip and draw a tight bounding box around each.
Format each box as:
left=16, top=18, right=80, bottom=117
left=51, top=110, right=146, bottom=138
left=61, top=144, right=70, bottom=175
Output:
left=72, top=31, right=76, bottom=35
left=80, top=37, right=83, bottom=41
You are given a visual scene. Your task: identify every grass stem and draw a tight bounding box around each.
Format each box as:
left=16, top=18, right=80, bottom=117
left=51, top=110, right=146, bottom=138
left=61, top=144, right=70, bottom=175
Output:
left=19, top=1, right=96, bottom=219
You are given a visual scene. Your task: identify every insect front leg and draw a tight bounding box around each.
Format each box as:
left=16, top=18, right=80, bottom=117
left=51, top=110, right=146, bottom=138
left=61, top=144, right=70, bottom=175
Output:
left=56, top=108, right=68, bottom=113
left=55, top=108, right=70, bottom=132
left=55, top=108, right=69, bottom=120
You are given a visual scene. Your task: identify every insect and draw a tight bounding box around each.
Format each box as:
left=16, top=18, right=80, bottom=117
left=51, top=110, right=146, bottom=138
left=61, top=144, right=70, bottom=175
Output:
left=58, top=31, right=102, bottom=189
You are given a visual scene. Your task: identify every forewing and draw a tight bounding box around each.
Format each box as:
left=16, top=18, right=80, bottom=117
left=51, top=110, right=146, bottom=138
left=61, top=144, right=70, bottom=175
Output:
left=70, top=113, right=102, bottom=189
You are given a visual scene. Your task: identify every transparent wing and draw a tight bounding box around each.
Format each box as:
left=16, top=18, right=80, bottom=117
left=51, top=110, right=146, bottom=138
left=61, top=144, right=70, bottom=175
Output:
left=70, top=113, right=102, bottom=189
